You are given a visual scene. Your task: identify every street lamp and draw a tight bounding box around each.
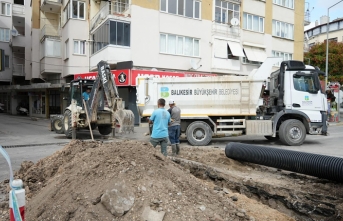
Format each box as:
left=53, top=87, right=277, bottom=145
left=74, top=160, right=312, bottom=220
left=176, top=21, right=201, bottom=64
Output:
left=325, top=0, right=343, bottom=88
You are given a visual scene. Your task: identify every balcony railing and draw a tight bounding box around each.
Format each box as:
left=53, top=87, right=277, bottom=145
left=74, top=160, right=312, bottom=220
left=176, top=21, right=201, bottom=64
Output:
left=304, top=10, right=310, bottom=26
left=90, top=1, right=129, bottom=31
left=212, top=21, right=240, bottom=39
left=13, top=64, right=25, bottom=76
left=12, top=4, right=25, bottom=17
left=40, top=25, right=61, bottom=41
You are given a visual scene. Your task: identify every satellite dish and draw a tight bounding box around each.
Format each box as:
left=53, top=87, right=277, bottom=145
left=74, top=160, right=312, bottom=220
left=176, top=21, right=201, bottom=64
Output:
left=230, top=18, right=239, bottom=26
left=190, top=59, right=200, bottom=70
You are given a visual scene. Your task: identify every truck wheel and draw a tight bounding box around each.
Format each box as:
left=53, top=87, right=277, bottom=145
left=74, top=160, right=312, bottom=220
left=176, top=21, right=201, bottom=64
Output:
left=63, top=110, right=73, bottom=138
left=52, top=115, right=64, bottom=134
left=98, top=125, right=112, bottom=135
left=186, top=121, right=212, bottom=146
left=279, top=119, right=306, bottom=146
left=264, top=135, right=279, bottom=141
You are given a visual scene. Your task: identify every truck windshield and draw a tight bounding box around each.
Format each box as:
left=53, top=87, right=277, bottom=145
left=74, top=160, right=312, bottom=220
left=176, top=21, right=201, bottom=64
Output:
left=293, top=71, right=318, bottom=93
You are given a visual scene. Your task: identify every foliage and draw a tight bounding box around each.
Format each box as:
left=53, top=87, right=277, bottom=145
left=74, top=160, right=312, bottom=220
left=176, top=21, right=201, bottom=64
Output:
left=304, top=41, right=343, bottom=84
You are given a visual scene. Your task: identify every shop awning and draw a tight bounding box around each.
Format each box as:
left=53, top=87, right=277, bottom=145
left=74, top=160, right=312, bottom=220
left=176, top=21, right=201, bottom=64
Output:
left=227, top=41, right=245, bottom=57
left=243, top=46, right=267, bottom=62
left=214, top=39, right=229, bottom=58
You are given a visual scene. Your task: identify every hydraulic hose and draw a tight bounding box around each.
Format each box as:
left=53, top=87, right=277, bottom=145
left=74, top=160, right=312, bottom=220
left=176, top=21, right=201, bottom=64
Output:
left=225, top=142, right=343, bottom=182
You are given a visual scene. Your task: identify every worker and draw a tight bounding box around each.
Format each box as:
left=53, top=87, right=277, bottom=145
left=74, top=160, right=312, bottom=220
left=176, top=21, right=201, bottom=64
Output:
left=148, top=98, right=171, bottom=156
left=168, top=100, right=181, bottom=156
left=326, top=89, right=336, bottom=118
left=83, top=88, right=91, bottom=101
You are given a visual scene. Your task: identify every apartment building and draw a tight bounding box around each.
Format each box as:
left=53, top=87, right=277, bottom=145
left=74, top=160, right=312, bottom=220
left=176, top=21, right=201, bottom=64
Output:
left=0, top=0, right=31, bottom=114
left=0, top=0, right=305, bottom=119
left=304, top=16, right=343, bottom=52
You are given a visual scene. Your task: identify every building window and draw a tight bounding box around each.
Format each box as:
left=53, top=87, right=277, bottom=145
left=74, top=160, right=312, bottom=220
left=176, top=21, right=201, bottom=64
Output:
left=243, top=13, right=264, bottom=33
left=92, top=20, right=130, bottom=54
left=73, top=40, right=85, bottom=54
left=160, top=33, right=200, bottom=57
left=42, top=39, right=61, bottom=57
left=0, top=28, right=10, bottom=42
left=272, top=20, right=294, bottom=40
left=62, top=0, right=85, bottom=25
left=65, top=40, right=69, bottom=59
left=272, top=50, right=292, bottom=66
left=72, top=1, right=85, bottom=19
left=215, top=0, right=240, bottom=24
left=1, top=2, right=11, bottom=16
left=273, top=0, right=293, bottom=9
left=4, top=55, right=9, bottom=68
left=324, top=37, right=338, bottom=43
left=160, top=0, right=201, bottom=19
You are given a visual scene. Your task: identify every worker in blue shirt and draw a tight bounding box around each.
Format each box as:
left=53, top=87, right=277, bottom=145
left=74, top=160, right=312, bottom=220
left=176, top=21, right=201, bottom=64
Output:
left=149, top=98, right=171, bottom=156
left=83, top=88, right=91, bottom=101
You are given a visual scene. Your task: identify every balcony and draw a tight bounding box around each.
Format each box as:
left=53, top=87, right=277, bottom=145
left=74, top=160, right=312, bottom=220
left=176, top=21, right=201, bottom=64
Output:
left=40, top=0, right=62, bottom=13
left=90, top=1, right=130, bottom=31
left=304, top=10, right=311, bottom=26
left=212, top=21, right=240, bottom=39
left=12, top=4, right=25, bottom=17
left=13, top=64, right=25, bottom=76
left=40, top=25, right=61, bottom=41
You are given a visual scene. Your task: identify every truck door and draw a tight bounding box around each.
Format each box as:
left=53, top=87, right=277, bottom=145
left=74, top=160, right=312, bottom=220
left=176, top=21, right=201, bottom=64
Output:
left=289, top=71, right=323, bottom=122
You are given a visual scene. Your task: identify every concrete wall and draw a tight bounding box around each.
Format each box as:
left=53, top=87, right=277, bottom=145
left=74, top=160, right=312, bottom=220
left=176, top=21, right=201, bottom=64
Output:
left=62, top=19, right=90, bottom=76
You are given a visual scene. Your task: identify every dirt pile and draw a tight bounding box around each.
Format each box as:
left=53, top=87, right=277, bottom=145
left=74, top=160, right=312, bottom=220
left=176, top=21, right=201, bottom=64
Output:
left=2, top=140, right=262, bottom=221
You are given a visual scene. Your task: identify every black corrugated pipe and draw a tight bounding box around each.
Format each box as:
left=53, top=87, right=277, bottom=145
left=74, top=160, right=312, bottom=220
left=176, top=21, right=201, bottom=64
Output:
left=225, top=142, right=343, bottom=182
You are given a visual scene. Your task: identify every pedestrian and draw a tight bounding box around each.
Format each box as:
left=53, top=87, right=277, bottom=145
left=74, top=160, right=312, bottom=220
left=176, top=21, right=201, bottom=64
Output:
left=326, top=89, right=336, bottom=117
left=168, top=100, right=181, bottom=156
left=83, top=88, right=91, bottom=101
left=149, top=98, right=171, bottom=156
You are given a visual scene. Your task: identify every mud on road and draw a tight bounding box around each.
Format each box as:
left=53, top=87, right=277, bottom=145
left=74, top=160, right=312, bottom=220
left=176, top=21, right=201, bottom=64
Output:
left=0, top=140, right=342, bottom=221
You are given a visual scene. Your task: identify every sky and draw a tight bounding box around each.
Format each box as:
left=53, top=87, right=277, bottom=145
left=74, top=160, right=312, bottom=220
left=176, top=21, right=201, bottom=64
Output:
left=305, top=0, right=343, bottom=30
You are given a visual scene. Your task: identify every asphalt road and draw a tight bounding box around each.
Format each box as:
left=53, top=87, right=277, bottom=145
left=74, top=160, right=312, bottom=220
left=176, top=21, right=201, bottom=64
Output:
left=1, top=113, right=343, bottom=184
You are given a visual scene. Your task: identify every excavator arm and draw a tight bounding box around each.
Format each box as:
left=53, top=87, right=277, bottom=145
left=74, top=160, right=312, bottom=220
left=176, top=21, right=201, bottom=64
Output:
left=85, top=60, right=134, bottom=133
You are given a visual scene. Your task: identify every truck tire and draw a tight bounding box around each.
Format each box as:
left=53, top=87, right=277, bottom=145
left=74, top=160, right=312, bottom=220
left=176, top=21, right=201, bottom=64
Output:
left=279, top=119, right=306, bottom=146
left=98, top=125, right=112, bottom=136
left=186, top=121, right=212, bottom=146
left=264, top=135, right=279, bottom=141
left=52, top=115, right=64, bottom=134
left=63, top=110, right=73, bottom=138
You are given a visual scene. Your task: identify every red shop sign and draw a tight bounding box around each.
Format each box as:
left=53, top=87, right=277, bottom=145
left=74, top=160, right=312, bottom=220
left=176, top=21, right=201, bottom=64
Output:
left=74, top=69, right=131, bottom=86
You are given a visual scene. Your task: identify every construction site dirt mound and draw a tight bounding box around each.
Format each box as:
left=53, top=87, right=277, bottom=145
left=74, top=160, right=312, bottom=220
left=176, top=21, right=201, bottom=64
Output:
left=0, top=140, right=294, bottom=221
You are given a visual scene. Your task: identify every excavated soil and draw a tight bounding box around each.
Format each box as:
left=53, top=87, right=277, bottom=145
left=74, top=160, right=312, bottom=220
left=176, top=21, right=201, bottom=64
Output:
left=0, top=140, right=342, bottom=221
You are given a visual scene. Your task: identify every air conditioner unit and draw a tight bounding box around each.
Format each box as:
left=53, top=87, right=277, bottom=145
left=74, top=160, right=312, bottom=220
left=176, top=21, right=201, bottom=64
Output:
left=12, top=29, right=19, bottom=37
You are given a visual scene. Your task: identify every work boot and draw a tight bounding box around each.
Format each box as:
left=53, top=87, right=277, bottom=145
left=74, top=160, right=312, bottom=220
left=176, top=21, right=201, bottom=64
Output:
left=171, top=144, right=177, bottom=156
left=176, top=144, right=180, bottom=155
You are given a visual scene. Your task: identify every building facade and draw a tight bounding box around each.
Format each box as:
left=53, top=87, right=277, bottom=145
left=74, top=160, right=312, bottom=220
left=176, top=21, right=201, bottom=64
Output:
left=0, top=0, right=305, bottom=120
left=304, top=16, right=343, bottom=52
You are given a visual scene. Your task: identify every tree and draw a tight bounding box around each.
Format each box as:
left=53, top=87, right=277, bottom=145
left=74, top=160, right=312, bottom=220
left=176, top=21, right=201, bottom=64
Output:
left=304, top=41, right=343, bottom=84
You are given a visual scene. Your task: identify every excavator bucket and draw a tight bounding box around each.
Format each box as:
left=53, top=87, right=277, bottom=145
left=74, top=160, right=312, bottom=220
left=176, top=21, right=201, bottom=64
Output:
left=114, top=109, right=135, bottom=133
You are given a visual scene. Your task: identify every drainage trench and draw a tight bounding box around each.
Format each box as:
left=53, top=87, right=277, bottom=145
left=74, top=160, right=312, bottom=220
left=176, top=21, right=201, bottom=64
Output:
left=171, top=157, right=343, bottom=221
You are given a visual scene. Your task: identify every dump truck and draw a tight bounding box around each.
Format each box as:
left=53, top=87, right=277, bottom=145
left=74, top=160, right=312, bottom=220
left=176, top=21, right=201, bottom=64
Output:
left=136, top=58, right=328, bottom=146
left=51, top=60, right=134, bottom=138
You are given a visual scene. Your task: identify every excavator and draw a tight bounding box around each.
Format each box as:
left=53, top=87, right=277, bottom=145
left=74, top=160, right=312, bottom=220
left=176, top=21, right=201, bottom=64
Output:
left=52, top=60, right=134, bottom=138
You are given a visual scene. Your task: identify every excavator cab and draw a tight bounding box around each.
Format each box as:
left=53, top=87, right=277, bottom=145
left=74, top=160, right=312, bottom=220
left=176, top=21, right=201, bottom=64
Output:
left=69, top=79, right=94, bottom=108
